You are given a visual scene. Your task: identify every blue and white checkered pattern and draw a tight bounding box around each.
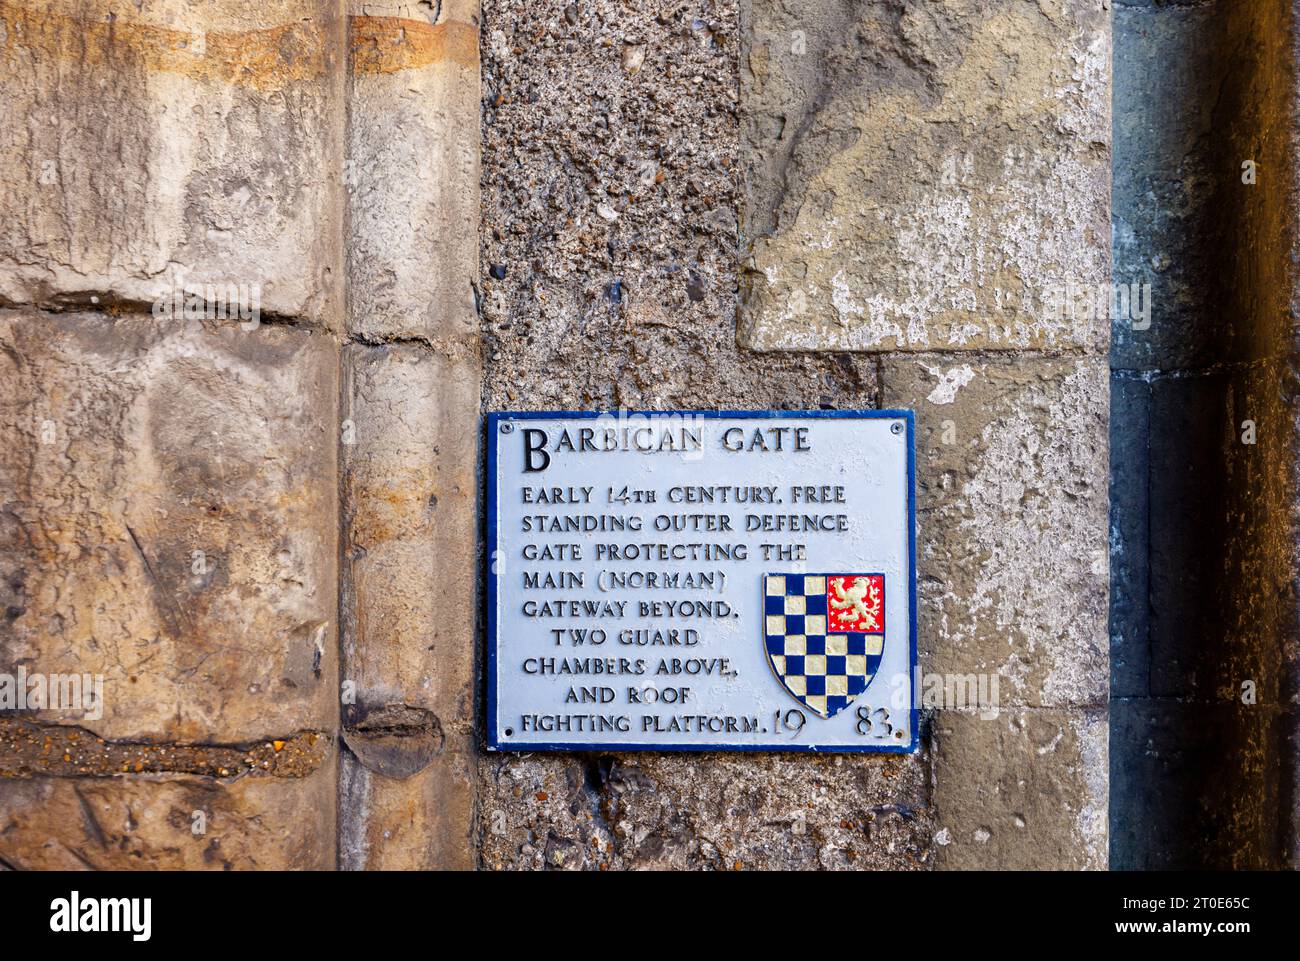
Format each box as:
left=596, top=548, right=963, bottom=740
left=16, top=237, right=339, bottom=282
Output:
left=764, top=574, right=884, bottom=719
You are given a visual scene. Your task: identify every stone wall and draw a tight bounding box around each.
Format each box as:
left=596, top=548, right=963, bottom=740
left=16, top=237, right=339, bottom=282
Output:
left=337, top=0, right=480, bottom=873
left=3, top=0, right=1296, bottom=871
left=477, top=0, right=1110, bottom=869
left=0, top=0, right=480, bottom=870
left=0, top=0, right=347, bottom=870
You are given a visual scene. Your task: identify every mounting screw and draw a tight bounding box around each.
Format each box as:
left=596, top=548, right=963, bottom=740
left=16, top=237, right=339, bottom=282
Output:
left=500, top=421, right=514, bottom=434
left=890, top=421, right=904, bottom=435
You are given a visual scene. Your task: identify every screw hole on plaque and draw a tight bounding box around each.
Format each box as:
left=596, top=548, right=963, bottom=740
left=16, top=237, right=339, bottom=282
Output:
left=504, top=727, right=514, bottom=737
left=891, top=421, right=904, bottom=435
left=500, top=422, right=514, bottom=434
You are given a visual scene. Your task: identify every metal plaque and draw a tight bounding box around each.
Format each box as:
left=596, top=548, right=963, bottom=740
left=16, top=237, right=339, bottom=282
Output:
left=486, top=410, right=918, bottom=752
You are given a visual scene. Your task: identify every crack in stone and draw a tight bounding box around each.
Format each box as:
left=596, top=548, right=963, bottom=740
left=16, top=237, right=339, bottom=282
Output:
left=0, top=293, right=323, bottom=332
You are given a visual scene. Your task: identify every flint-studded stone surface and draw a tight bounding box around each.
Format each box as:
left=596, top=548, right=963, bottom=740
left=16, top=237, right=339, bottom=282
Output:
left=740, top=0, right=1111, bottom=352
left=0, top=757, right=337, bottom=870
left=480, top=0, right=883, bottom=412
left=0, top=309, right=338, bottom=743
left=0, top=0, right=345, bottom=324
left=479, top=0, right=933, bottom=869
left=480, top=751, right=931, bottom=871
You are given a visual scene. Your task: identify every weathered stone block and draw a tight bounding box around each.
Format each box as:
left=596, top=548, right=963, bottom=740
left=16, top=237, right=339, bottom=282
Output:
left=932, top=708, right=1106, bottom=869
left=341, top=345, right=476, bottom=710
left=1215, top=363, right=1292, bottom=709
left=741, top=0, right=1110, bottom=352
left=338, top=343, right=477, bottom=870
left=0, top=0, right=345, bottom=324
left=346, top=4, right=480, bottom=342
left=0, top=309, right=338, bottom=742
left=1109, top=698, right=1281, bottom=870
left=1146, top=371, right=1231, bottom=699
left=880, top=356, right=1109, bottom=708
left=1140, top=364, right=1291, bottom=701
left=0, top=761, right=336, bottom=870
left=339, top=742, right=476, bottom=870
left=1112, top=0, right=1294, bottom=370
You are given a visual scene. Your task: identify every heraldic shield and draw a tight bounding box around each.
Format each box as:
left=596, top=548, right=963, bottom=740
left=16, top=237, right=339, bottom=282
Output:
left=763, top=574, right=886, bottom=718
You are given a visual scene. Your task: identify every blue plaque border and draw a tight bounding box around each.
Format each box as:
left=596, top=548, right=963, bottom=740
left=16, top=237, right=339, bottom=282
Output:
left=485, top=409, right=919, bottom=754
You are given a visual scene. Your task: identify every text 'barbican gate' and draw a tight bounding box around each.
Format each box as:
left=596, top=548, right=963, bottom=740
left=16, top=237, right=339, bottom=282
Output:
left=486, top=410, right=918, bottom=752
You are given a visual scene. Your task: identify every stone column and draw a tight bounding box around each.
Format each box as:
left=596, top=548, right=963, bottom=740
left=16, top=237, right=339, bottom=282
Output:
left=338, top=0, right=481, bottom=870
left=0, top=0, right=346, bottom=868
left=1110, top=0, right=1300, bottom=870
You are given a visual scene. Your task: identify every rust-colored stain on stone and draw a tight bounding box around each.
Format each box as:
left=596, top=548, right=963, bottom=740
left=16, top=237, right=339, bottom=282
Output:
left=350, top=17, right=478, bottom=74
left=0, top=3, right=476, bottom=91
left=0, top=1, right=332, bottom=91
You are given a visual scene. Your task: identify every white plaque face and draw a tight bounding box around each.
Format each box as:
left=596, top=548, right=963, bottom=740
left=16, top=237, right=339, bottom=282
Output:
left=486, top=410, right=917, bottom=752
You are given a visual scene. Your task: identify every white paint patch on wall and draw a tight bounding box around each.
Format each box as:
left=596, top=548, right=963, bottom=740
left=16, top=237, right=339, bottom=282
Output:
left=921, top=363, right=976, bottom=405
